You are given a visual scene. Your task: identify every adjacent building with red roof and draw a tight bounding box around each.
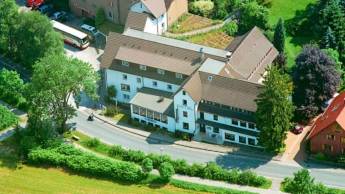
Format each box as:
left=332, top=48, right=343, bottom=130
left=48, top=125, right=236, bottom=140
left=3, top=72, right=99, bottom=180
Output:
left=308, top=92, right=345, bottom=156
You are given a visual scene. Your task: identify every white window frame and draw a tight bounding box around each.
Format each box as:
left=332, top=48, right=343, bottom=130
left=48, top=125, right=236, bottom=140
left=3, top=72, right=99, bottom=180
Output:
left=176, top=73, right=183, bottom=79
left=157, top=69, right=165, bottom=75
left=140, top=65, right=147, bottom=70
left=121, top=60, right=129, bottom=67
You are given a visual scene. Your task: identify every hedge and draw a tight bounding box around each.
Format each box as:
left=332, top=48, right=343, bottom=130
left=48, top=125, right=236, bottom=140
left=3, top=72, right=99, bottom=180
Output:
left=28, top=144, right=145, bottom=182
left=0, top=105, right=18, bottom=131
left=106, top=144, right=270, bottom=188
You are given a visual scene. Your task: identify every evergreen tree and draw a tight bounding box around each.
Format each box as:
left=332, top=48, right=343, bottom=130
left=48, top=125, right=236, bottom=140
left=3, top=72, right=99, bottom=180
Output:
left=273, top=18, right=286, bottom=53
left=323, top=26, right=336, bottom=49
left=256, top=66, right=294, bottom=152
left=293, top=45, right=340, bottom=121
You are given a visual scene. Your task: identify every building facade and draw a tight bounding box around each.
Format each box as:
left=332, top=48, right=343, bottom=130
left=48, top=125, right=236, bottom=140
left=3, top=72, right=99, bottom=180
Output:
left=308, top=92, right=345, bottom=156
left=69, top=0, right=187, bottom=30
left=101, top=27, right=278, bottom=147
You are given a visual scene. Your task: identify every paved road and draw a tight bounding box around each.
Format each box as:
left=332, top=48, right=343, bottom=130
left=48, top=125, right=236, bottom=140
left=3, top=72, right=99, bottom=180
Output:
left=72, top=111, right=345, bottom=189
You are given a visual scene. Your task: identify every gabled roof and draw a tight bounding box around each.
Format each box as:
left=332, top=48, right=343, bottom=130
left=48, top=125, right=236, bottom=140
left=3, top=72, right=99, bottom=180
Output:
left=308, top=92, right=345, bottom=139
left=125, top=11, right=149, bottom=31
left=101, top=29, right=229, bottom=75
left=223, top=27, right=278, bottom=82
left=141, top=0, right=166, bottom=18
left=182, top=71, right=262, bottom=112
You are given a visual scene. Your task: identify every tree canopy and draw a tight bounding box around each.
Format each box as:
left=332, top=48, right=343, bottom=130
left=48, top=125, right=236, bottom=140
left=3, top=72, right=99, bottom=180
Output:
left=29, top=54, right=99, bottom=134
left=292, top=45, right=340, bottom=121
left=273, top=18, right=286, bottom=53
left=256, top=66, right=294, bottom=152
left=237, top=1, right=269, bottom=33
left=13, top=12, right=64, bottom=68
left=0, top=69, right=26, bottom=106
left=0, top=0, right=19, bottom=53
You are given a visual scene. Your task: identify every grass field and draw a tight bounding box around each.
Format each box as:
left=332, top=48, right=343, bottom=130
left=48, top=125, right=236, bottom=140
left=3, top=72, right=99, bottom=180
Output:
left=169, top=14, right=222, bottom=34
left=268, top=0, right=318, bottom=68
left=0, top=159, right=208, bottom=194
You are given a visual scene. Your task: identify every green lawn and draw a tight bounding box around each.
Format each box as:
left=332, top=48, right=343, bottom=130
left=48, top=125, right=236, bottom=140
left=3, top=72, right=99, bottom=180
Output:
left=0, top=155, right=209, bottom=194
left=268, top=0, right=318, bottom=68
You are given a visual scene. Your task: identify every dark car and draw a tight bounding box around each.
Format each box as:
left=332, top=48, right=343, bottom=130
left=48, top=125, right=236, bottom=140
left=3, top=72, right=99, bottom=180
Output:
left=37, top=4, right=54, bottom=16
left=51, top=11, right=68, bottom=22
left=291, top=125, right=303, bottom=134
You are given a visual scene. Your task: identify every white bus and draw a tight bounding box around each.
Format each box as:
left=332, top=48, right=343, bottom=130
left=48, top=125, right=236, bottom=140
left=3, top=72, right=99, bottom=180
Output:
left=51, top=20, right=89, bottom=49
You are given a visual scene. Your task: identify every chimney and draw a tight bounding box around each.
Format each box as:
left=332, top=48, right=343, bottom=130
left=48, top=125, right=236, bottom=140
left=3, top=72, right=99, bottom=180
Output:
left=226, top=51, right=232, bottom=62
left=199, top=47, right=205, bottom=61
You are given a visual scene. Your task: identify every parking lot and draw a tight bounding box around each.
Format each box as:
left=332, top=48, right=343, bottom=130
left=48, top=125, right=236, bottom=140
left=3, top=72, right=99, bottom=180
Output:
left=15, top=0, right=106, bottom=71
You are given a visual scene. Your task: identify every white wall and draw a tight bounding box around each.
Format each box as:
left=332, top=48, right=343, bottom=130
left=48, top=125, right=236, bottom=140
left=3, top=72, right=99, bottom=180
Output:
left=174, top=90, right=198, bottom=134
left=143, top=13, right=168, bottom=35
left=106, top=69, right=180, bottom=103
left=131, top=2, right=168, bottom=35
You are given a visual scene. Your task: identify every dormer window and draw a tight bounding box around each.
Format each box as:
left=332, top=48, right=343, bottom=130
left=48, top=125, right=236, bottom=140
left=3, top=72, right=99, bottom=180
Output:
left=176, top=73, right=183, bottom=79
left=208, top=75, right=213, bottom=81
left=140, top=65, right=146, bottom=70
left=157, top=69, right=165, bottom=75
left=122, top=61, right=129, bottom=67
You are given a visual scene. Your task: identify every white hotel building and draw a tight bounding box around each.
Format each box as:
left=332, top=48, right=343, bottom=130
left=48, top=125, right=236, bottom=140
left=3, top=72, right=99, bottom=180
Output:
left=101, top=27, right=278, bottom=147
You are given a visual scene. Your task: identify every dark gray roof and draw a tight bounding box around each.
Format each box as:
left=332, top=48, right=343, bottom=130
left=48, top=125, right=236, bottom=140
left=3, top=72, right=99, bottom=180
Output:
left=125, top=11, right=149, bottom=31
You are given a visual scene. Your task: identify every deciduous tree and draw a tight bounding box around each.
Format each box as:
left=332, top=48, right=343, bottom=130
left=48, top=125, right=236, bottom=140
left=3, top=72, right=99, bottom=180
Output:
left=237, top=1, right=269, bottom=33
left=29, top=54, right=99, bottom=134
left=292, top=45, right=340, bottom=121
left=13, top=12, right=64, bottom=68
left=0, top=69, right=26, bottom=106
left=256, top=66, right=294, bottom=152
left=0, top=0, right=19, bottom=53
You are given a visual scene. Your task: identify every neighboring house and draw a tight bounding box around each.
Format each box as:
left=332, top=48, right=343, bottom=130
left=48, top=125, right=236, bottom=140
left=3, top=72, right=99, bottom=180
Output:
left=101, top=27, right=278, bottom=147
left=69, top=0, right=135, bottom=25
left=69, top=0, right=187, bottom=33
left=125, top=0, right=187, bottom=35
left=308, top=92, right=345, bottom=156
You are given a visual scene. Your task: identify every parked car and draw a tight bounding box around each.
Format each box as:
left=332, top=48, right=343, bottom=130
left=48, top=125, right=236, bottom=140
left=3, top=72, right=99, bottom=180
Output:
left=291, top=125, right=303, bottom=134
left=51, top=11, right=68, bottom=22
left=80, top=24, right=99, bottom=40
left=26, top=0, right=44, bottom=8
left=37, top=4, right=54, bottom=16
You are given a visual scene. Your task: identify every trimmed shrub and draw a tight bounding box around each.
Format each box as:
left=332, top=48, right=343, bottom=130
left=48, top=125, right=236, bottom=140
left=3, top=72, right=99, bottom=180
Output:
left=108, top=145, right=126, bottom=158
left=104, top=144, right=270, bottom=187
left=85, top=138, right=101, bottom=148
left=159, top=162, right=175, bottom=181
left=223, top=21, right=238, bottom=36
left=122, top=149, right=146, bottom=163
left=142, top=158, right=153, bottom=174
left=189, top=0, right=214, bottom=18
left=28, top=145, right=145, bottom=182
left=0, top=105, right=18, bottom=131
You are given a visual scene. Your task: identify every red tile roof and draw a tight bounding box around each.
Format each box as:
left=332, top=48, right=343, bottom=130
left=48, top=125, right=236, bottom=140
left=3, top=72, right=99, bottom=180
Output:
left=308, top=92, right=345, bottom=139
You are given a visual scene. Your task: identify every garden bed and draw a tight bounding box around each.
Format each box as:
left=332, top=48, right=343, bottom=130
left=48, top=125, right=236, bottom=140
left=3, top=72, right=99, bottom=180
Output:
left=169, top=13, right=222, bottom=34
left=180, top=29, right=233, bottom=49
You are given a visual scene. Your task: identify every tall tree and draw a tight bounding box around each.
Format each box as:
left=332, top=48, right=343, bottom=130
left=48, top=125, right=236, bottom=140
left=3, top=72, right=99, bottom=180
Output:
left=322, top=26, right=337, bottom=49
left=29, top=54, right=99, bottom=134
left=293, top=45, right=340, bottom=121
left=213, top=0, right=228, bottom=19
left=283, top=169, right=315, bottom=194
left=256, top=66, right=294, bottom=152
left=0, top=0, right=19, bottom=53
left=13, top=11, right=64, bottom=68
left=273, top=18, right=286, bottom=53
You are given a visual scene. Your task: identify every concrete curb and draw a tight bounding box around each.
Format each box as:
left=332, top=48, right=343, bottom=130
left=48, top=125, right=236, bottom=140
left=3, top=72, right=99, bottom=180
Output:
left=81, top=109, right=274, bottom=161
